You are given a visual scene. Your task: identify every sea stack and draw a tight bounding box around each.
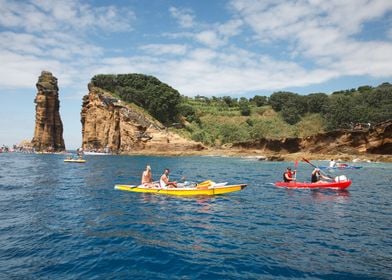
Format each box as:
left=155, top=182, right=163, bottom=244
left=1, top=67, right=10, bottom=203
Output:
left=31, top=71, right=65, bottom=152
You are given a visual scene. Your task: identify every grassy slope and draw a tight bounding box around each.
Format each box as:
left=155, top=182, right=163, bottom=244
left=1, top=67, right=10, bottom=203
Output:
left=177, top=99, right=327, bottom=146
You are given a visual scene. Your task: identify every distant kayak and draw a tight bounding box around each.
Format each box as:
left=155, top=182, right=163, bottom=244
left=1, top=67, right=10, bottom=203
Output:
left=275, top=179, right=351, bottom=190
left=64, top=159, right=86, bottom=163
left=83, top=151, right=110, bottom=155
left=114, top=181, right=247, bottom=196
left=320, top=165, right=362, bottom=170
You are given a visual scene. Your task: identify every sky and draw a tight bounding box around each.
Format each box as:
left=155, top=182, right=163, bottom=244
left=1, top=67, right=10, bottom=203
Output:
left=1, top=0, right=392, bottom=149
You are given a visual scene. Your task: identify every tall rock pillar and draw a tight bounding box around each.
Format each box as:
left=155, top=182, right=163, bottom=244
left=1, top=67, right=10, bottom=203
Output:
left=32, top=71, right=65, bottom=152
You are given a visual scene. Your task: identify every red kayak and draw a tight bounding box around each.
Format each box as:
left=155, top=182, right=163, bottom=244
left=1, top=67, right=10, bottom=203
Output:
left=275, top=180, right=351, bottom=190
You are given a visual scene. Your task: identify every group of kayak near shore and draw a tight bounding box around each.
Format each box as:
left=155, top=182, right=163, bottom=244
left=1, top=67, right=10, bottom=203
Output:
left=113, top=158, right=355, bottom=196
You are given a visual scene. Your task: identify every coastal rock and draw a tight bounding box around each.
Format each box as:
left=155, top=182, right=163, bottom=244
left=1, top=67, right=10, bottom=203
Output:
left=31, top=71, right=65, bottom=152
left=233, top=120, right=392, bottom=156
left=80, top=85, right=205, bottom=154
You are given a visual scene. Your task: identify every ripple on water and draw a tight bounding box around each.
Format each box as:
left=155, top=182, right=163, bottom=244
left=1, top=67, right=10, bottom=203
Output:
left=0, top=154, right=391, bottom=279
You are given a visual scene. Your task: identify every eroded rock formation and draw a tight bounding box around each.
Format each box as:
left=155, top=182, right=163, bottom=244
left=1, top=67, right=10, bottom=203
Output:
left=31, top=71, right=65, bottom=152
left=233, top=120, right=392, bottom=155
left=81, top=84, right=205, bottom=154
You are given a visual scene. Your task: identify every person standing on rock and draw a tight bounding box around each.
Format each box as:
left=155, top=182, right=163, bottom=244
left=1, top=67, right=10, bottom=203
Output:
left=141, top=165, right=153, bottom=187
left=283, top=167, right=296, bottom=182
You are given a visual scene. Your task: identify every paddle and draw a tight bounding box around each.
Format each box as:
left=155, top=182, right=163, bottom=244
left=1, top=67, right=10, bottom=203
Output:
left=294, top=160, right=298, bottom=180
left=302, top=158, right=334, bottom=180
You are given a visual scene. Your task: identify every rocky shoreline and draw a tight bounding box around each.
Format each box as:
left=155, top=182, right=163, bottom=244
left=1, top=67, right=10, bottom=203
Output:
left=115, top=148, right=392, bottom=163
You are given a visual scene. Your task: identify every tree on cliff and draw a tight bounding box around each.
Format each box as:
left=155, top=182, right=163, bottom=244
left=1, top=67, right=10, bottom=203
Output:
left=322, top=83, right=392, bottom=129
left=268, top=91, right=307, bottom=124
left=91, top=74, right=181, bottom=124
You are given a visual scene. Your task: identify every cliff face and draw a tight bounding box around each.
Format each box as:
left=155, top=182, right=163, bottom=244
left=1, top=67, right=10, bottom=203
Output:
left=233, top=120, right=392, bottom=155
left=31, top=71, right=65, bottom=152
left=81, top=84, right=205, bottom=153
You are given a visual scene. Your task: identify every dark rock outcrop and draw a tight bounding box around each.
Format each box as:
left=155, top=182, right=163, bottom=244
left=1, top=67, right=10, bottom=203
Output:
left=80, top=84, right=205, bottom=154
left=31, top=71, right=65, bottom=152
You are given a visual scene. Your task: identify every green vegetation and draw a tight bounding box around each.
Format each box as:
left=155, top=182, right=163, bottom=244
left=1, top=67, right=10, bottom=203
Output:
left=91, top=74, right=392, bottom=146
left=91, top=74, right=181, bottom=124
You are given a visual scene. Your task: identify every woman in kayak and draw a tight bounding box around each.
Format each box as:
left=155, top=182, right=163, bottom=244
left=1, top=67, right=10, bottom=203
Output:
left=160, top=168, right=177, bottom=188
left=141, top=165, right=154, bottom=187
left=311, top=168, right=332, bottom=183
left=283, top=167, right=296, bottom=182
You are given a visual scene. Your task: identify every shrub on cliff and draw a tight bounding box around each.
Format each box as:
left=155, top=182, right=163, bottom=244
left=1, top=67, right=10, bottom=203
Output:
left=91, top=74, right=181, bottom=125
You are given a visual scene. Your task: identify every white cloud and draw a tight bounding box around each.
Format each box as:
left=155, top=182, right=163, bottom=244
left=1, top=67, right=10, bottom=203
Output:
left=169, top=6, right=195, bottom=28
left=229, top=0, right=392, bottom=79
left=218, top=19, right=243, bottom=37
left=0, top=0, right=131, bottom=90
left=139, top=44, right=188, bottom=56
left=195, top=30, right=225, bottom=48
left=1, top=0, right=392, bottom=98
left=0, top=0, right=135, bottom=33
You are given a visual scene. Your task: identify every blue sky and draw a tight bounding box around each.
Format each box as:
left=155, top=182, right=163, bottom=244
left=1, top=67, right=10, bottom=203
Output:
left=1, top=0, right=392, bottom=149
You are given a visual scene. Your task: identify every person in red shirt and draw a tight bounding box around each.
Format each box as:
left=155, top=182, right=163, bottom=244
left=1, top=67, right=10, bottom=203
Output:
left=283, top=167, right=296, bottom=182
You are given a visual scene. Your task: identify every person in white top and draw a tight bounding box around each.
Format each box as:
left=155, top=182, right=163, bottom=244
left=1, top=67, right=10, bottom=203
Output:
left=159, top=168, right=177, bottom=188
left=329, top=159, right=336, bottom=168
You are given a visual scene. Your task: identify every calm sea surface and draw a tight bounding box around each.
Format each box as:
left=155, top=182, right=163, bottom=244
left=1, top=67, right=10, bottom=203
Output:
left=0, top=153, right=391, bottom=279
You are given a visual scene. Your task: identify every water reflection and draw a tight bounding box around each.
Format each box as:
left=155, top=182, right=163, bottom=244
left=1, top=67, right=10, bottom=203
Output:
left=310, top=189, right=350, bottom=203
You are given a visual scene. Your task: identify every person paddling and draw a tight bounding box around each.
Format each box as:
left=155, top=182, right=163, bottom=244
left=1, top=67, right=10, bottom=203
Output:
left=311, top=168, right=332, bottom=183
left=160, top=168, right=177, bottom=188
left=141, top=165, right=153, bottom=187
left=283, top=167, right=296, bottom=182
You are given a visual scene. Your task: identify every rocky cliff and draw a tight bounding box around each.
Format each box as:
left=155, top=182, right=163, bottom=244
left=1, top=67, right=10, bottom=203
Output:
left=81, top=84, right=205, bottom=154
left=233, top=120, right=392, bottom=156
left=31, top=71, right=65, bottom=152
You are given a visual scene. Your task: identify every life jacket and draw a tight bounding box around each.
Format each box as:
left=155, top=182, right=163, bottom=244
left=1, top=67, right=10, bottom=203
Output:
left=283, top=171, right=291, bottom=182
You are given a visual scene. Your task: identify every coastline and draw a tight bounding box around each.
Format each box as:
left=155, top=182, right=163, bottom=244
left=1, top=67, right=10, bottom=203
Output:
left=116, top=148, right=392, bottom=163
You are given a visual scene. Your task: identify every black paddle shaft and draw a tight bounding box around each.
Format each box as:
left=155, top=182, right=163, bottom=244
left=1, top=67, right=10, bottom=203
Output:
left=302, top=158, right=334, bottom=179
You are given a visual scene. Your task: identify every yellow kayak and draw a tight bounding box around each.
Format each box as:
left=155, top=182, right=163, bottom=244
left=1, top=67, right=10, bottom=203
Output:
left=64, top=159, right=86, bottom=163
left=114, top=181, right=247, bottom=196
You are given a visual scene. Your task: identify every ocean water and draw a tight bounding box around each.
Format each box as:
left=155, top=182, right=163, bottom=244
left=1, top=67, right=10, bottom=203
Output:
left=0, top=153, right=391, bottom=280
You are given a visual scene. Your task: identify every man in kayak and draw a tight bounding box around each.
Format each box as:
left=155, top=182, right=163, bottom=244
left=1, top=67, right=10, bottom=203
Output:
left=329, top=159, right=336, bottom=168
left=283, top=167, right=296, bottom=182
left=160, top=168, right=177, bottom=188
left=141, top=165, right=154, bottom=187
left=311, top=168, right=333, bottom=183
